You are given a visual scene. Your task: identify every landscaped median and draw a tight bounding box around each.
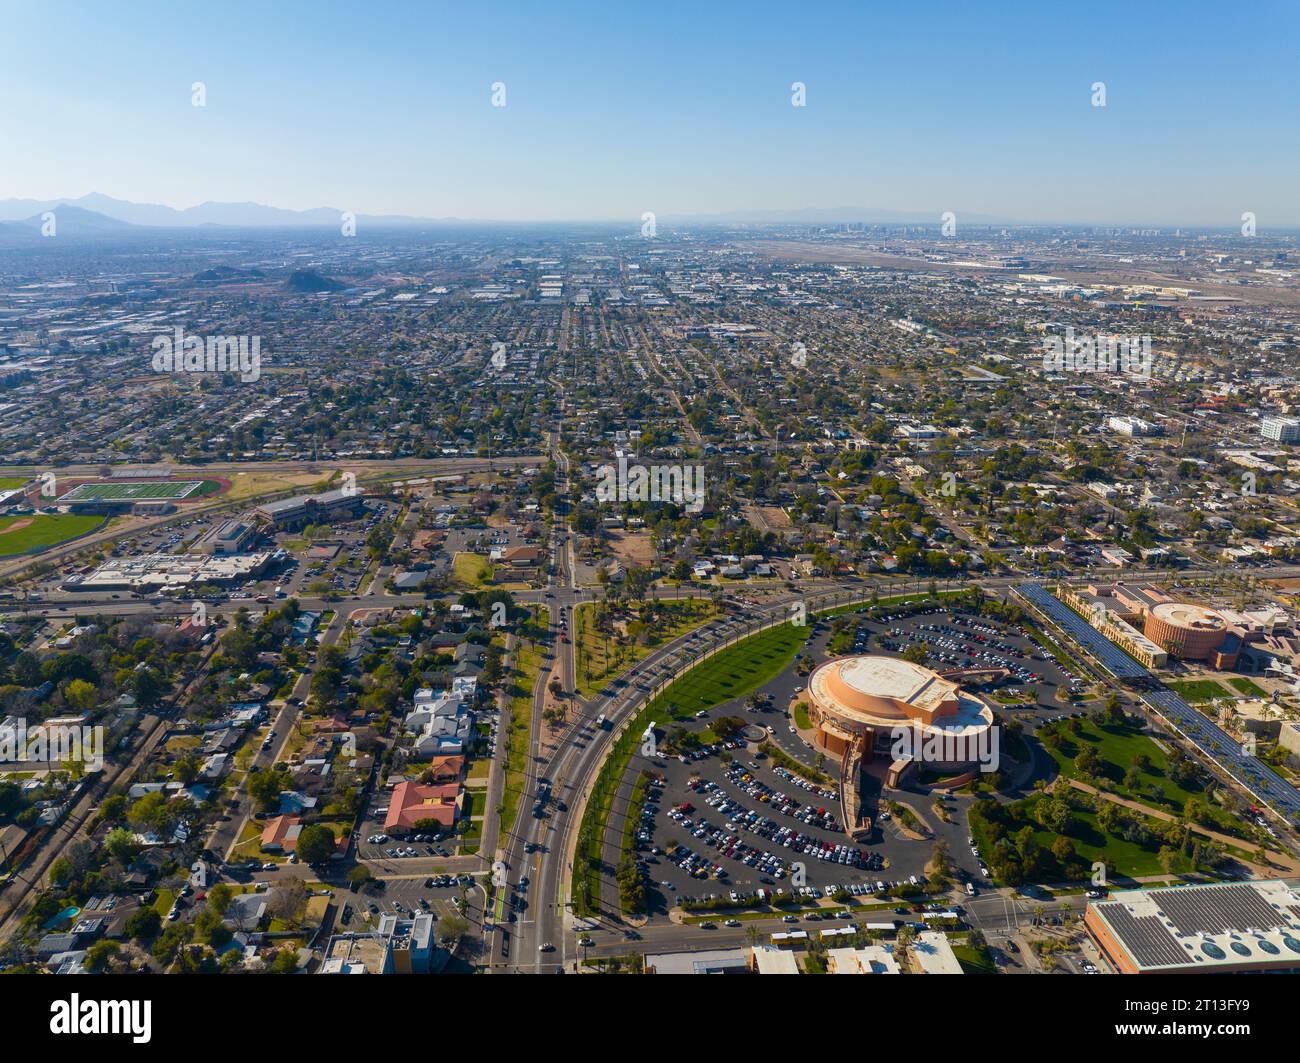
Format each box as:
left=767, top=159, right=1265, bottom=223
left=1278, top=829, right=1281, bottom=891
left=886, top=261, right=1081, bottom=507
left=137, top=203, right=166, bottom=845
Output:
left=573, top=597, right=718, bottom=698
left=498, top=605, right=548, bottom=837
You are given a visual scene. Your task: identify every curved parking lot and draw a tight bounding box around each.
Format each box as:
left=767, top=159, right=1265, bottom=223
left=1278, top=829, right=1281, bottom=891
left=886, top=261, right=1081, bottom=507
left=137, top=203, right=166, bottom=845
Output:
left=606, top=599, right=1088, bottom=927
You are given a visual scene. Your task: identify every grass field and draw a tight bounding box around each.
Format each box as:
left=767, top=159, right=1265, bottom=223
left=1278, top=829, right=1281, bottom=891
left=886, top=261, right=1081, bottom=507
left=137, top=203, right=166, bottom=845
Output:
left=0, top=513, right=104, bottom=557
left=953, top=941, right=997, bottom=974
left=654, top=622, right=813, bottom=716
left=1165, top=679, right=1232, bottom=703
left=452, top=551, right=494, bottom=589
left=1227, top=677, right=1267, bottom=698
left=969, top=792, right=1184, bottom=882
left=0, top=477, right=28, bottom=490
left=60, top=479, right=209, bottom=502
left=1038, top=717, right=1248, bottom=839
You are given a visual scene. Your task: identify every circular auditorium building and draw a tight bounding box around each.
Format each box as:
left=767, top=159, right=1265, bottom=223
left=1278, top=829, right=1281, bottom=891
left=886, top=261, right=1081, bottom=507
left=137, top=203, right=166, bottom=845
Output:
left=1142, top=602, right=1236, bottom=665
left=804, top=654, right=996, bottom=770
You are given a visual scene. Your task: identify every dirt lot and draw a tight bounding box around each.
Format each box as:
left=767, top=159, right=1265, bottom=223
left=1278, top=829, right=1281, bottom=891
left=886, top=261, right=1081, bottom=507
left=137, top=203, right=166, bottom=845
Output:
left=605, top=530, right=655, bottom=566
left=743, top=504, right=791, bottom=531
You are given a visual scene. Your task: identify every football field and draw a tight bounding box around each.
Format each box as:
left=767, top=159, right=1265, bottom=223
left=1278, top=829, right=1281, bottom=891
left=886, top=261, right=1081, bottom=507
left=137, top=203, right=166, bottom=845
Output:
left=60, top=479, right=205, bottom=502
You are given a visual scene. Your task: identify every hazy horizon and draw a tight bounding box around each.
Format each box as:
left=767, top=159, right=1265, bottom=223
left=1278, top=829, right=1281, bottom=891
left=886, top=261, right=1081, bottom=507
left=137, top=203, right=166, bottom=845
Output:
left=3, top=0, right=1299, bottom=226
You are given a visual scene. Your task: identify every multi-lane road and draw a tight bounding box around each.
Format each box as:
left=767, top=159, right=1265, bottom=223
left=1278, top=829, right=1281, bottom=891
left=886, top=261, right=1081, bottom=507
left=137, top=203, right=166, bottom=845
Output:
left=8, top=459, right=1300, bottom=967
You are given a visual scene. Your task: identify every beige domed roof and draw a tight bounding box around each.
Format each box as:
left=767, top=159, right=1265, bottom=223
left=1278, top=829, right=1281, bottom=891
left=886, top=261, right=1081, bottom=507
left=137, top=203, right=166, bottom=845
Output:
left=1150, top=602, right=1225, bottom=632
left=811, top=655, right=960, bottom=724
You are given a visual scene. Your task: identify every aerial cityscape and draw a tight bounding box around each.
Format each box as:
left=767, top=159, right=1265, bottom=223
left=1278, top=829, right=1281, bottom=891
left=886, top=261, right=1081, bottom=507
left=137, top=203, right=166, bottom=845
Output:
left=2, top=1, right=1299, bottom=1031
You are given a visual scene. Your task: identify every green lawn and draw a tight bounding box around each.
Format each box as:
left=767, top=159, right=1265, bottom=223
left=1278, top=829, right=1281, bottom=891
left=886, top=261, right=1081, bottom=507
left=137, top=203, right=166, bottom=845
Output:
left=1039, top=718, right=1206, bottom=813
left=969, top=792, right=1187, bottom=882
left=451, top=551, right=493, bottom=589
left=792, top=702, right=812, bottom=731
left=0, top=476, right=28, bottom=490
left=1227, top=677, right=1267, bottom=698
left=0, top=513, right=104, bottom=557
left=1166, top=679, right=1232, bottom=704
left=1031, top=808, right=1178, bottom=878
left=463, top=788, right=485, bottom=819
left=953, top=941, right=997, bottom=974
left=654, top=622, right=812, bottom=717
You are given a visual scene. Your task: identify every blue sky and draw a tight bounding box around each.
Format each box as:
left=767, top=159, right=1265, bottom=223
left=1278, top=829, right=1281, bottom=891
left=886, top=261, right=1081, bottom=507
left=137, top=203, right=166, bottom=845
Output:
left=2, top=0, right=1298, bottom=224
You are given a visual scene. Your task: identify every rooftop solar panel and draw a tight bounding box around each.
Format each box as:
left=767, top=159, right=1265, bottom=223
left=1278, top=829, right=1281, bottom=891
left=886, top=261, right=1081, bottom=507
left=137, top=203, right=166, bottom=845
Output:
left=1157, top=884, right=1289, bottom=935
left=1014, top=583, right=1300, bottom=821
left=1098, top=905, right=1188, bottom=969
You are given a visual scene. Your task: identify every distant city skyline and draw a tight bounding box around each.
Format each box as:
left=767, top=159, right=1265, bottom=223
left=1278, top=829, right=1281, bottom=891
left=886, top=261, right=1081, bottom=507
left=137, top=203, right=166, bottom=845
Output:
left=3, top=0, right=1299, bottom=226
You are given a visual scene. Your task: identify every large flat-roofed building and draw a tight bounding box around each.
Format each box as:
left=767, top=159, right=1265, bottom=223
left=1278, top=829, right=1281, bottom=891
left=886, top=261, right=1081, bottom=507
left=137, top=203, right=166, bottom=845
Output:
left=194, top=517, right=260, bottom=555
left=376, top=913, right=435, bottom=974
left=645, top=948, right=750, bottom=975
left=1085, top=880, right=1300, bottom=974
left=1107, top=415, right=1161, bottom=437
left=826, top=944, right=901, bottom=974
left=256, top=488, right=365, bottom=529
left=321, top=914, right=444, bottom=974
left=749, top=945, right=801, bottom=974
left=1261, top=416, right=1300, bottom=443
left=62, top=551, right=274, bottom=591
left=911, top=931, right=964, bottom=974
left=1059, top=584, right=1173, bottom=668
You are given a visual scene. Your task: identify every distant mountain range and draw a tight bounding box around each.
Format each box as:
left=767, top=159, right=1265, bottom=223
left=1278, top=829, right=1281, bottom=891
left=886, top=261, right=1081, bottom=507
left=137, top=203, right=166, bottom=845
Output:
left=0, top=193, right=1016, bottom=233
left=0, top=193, right=450, bottom=231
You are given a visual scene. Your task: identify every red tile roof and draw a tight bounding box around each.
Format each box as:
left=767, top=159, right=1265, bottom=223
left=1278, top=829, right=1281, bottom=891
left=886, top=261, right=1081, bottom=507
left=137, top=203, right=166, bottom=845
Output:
left=385, top=781, right=461, bottom=832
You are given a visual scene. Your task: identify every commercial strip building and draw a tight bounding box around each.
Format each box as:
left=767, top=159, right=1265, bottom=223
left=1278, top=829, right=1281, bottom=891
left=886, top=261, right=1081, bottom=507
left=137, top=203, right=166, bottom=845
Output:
left=63, top=551, right=278, bottom=591
left=911, top=931, right=965, bottom=974
left=827, top=944, right=901, bottom=974
left=1085, top=880, right=1300, bottom=974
